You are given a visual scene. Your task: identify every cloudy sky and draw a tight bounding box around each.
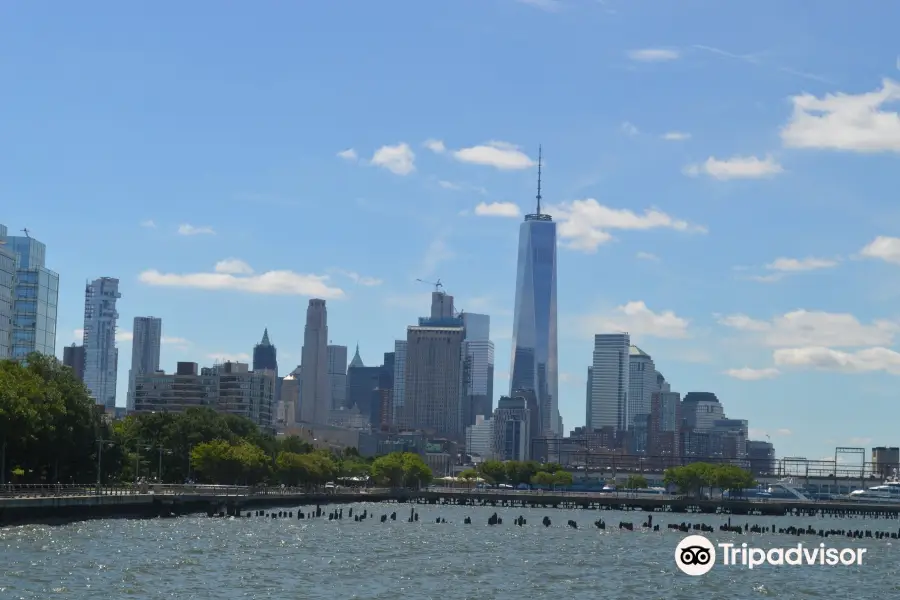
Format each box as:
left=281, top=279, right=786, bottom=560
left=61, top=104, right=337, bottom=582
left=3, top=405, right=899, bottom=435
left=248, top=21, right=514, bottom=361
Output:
left=2, top=0, right=899, bottom=460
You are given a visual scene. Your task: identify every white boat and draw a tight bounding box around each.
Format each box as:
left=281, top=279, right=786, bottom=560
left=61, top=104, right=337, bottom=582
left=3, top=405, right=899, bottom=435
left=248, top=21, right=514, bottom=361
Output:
left=845, top=480, right=900, bottom=503
left=765, top=477, right=813, bottom=501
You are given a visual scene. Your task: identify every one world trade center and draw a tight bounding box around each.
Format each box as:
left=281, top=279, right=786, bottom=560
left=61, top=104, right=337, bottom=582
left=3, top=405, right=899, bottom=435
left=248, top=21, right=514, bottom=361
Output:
left=509, top=147, right=561, bottom=439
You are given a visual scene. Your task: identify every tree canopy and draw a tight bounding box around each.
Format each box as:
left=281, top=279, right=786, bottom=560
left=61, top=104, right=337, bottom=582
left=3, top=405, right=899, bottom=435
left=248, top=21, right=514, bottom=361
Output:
left=0, top=354, right=431, bottom=488
left=663, top=462, right=756, bottom=498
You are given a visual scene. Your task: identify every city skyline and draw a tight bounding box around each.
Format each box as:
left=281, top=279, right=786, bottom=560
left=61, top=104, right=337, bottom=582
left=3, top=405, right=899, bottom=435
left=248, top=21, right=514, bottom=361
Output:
left=2, top=1, right=898, bottom=460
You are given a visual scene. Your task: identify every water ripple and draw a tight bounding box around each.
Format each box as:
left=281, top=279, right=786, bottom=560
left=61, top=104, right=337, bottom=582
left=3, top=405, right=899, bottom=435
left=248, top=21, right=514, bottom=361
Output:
left=1, top=503, right=897, bottom=599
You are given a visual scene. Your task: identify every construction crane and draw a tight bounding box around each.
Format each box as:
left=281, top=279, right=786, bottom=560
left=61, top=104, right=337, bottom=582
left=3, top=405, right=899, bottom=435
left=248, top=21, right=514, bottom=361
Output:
left=21, top=228, right=30, bottom=238
left=415, top=278, right=443, bottom=293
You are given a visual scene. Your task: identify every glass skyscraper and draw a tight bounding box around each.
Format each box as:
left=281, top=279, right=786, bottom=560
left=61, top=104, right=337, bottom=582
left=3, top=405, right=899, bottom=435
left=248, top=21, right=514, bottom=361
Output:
left=0, top=225, right=59, bottom=361
left=509, top=150, right=560, bottom=437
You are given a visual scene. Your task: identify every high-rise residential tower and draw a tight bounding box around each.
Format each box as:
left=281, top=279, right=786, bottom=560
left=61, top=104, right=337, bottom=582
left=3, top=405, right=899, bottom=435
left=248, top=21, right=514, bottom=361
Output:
left=299, top=299, right=330, bottom=425
left=509, top=148, right=560, bottom=436
left=127, top=317, right=162, bottom=412
left=326, top=344, right=348, bottom=409
left=0, top=225, right=59, bottom=361
left=82, top=277, right=121, bottom=409
left=588, top=333, right=630, bottom=431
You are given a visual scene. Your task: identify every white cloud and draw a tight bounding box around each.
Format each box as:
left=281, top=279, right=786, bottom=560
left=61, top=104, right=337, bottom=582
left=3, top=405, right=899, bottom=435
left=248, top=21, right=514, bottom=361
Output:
left=716, top=310, right=899, bottom=348
left=578, top=301, right=689, bottom=339
left=140, top=220, right=156, bottom=228
left=627, top=48, right=680, bottom=62
left=423, top=139, right=446, bottom=153
left=683, top=155, right=784, bottom=180
left=207, top=352, right=251, bottom=363
left=547, top=198, right=706, bottom=253
left=780, top=78, right=900, bottom=153
left=333, top=269, right=383, bottom=286
left=559, top=372, right=573, bottom=383
left=661, top=131, right=691, bottom=141
left=337, top=148, right=358, bottom=161
left=370, top=143, right=415, bottom=175
left=765, top=257, right=840, bottom=272
left=178, top=224, right=215, bottom=236
left=774, top=346, right=900, bottom=375
left=438, top=180, right=461, bottom=190
left=452, top=141, right=535, bottom=170
left=745, top=273, right=784, bottom=283
left=724, top=367, right=780, bottom=380
left=621, top=121, right=639, bottom=136
left=636, top=251, right=659, bottom=261
left=860, top=236, right=900, bottom=265
left=474, top=201, right=521, bottom=218
left=214, top=258, right=254, bottom=275
left=138, top=262, right=344, bottom=299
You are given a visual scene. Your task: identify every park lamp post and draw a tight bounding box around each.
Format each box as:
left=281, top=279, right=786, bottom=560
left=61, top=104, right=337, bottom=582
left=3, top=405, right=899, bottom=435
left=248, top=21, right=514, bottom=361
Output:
left=155, top=446, right=173, bottom=483
left=96, top=439, right=116, bottom=490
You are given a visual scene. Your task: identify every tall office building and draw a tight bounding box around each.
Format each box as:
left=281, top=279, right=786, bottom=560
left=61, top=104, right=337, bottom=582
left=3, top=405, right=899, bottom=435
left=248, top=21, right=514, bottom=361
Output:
left=0, top=225, right=15, bottom=360
left=62, top=344, right=86, bottom=381
left=299, top=299, right=330, bottom=425
left=127, top=316, right=162, bottom=412
left=327, top=344, right=348, bottom=409
left=0, top=225, right=59, bottom=361
left=82, top=277, right=121, bottom=409
left=402, top=292, right=466, bottom=439
left=492, top=396, right=531, bottom=461
left=346, top=345, right=382, bottom=425
left=628, top=345, right=657, bottom=452
left=587, top=333, right=630, bottom=430
left=252, top=328, right=278, bottom=372
left=509, top=148, right=560, bottom=436
left=391, top=340, right=407, bottom=422
left=462, top=312, right=494, bottom=426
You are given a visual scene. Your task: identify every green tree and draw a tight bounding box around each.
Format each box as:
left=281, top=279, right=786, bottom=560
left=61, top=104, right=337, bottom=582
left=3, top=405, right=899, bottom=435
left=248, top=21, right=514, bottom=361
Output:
left=370, top=453, right=406, bottom=487
left=551, top=470, right=573, bottom=488
left=370, top=452, right=432, bottom=489
left=458, top=468, right=479, bottom=488
left=477, top=459, right=507, bottom=484
left=623, top=474, right=648, bottom=492
left=530, top=471, right=554, bottom=487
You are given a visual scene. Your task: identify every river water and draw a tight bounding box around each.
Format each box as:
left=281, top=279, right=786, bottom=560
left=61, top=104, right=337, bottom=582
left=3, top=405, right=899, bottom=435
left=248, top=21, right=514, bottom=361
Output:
left=1, top=502, right=898, bottom=599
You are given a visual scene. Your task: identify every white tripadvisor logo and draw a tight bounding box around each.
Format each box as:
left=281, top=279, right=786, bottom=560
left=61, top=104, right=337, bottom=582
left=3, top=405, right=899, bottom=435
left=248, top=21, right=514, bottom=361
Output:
left=675, top=534, right=716, bottom=576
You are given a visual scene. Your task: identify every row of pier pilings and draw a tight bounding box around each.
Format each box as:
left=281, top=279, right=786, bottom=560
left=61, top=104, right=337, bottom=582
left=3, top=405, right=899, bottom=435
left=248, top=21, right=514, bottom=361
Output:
left=204, top=502, right=900, bottom=539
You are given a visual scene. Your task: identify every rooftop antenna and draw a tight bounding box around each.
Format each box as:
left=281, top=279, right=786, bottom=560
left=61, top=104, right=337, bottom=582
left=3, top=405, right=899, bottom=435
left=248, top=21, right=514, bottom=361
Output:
left=21, top=228, right=30, bottom=238
left=535, top=144, right=543, bottom=215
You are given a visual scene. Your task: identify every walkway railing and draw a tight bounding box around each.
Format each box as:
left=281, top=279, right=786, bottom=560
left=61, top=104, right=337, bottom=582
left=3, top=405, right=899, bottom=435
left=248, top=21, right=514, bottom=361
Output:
left=0, top=483, right=395, bottom=499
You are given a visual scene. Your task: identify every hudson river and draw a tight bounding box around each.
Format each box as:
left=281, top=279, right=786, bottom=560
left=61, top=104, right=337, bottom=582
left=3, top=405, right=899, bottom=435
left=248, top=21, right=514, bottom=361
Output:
left=1, top=503, right=898, bottom=599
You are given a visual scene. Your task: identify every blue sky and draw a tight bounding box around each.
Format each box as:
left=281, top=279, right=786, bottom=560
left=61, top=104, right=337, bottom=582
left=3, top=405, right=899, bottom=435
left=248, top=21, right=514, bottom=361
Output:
left=2, top=0, right=899, bottom=462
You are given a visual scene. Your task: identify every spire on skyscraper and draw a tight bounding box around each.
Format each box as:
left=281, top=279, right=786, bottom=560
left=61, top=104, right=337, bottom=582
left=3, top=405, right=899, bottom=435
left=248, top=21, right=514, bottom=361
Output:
left=349, top=343, right=364, bottom=368
left=260, top=328, right=271, bottom=346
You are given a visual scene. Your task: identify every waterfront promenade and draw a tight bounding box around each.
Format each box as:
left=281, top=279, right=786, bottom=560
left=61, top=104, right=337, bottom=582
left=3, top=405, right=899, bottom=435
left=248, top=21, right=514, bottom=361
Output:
left=4, top=484, right=900, bottom=526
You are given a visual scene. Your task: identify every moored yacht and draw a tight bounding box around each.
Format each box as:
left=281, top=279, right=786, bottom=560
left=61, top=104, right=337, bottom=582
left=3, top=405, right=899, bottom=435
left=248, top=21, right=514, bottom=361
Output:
left=846, top=480, right=900, bottom=503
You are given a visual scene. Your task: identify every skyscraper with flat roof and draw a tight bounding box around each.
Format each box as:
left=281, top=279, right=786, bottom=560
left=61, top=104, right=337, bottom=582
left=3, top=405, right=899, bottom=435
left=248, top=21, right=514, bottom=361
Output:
left=0, top=225, right=59, bottom=361
left=509, top=148, right=560, bottom=436
left=127, top=317, right=162, bottom=412
left=588, top=333, right=630, bottom=431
